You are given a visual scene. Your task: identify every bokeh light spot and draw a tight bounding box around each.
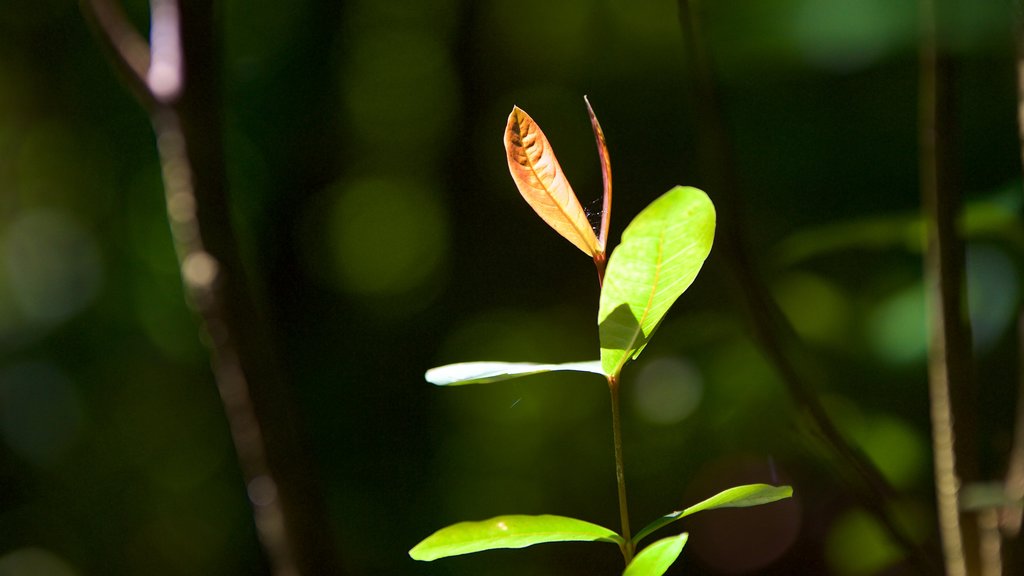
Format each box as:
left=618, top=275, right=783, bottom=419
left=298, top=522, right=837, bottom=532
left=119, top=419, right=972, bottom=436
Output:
left=866, top=283, right=926, bottom=364
left=0, top=547, right=78, bottom=576
left=966, top=244, right=1018, bottom=352
left=826, top=508, right=903, bottom=575
left=850, top=414, right=927, bottom=490
left=791, top=0, right=914, bottom=71
left=0, top=362, right=84, bottom=467
left=3, top=209, right=103, bottom=327
left=632, top=357, right=703, bottom=425
left=774, top=273, right=851, bottom=346
left=341, top=30, right=458, bottom=158
left=686, top=455, right=801, bottom=573
left=324, top=178, right=449, bottom=297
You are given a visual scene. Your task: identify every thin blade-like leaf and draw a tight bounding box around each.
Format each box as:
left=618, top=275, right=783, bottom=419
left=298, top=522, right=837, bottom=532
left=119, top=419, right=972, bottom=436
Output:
left=623, top=533, right=689, bottom=576
left=409, top=514, right=623, bottom=561
left=426, top=361, right=604, bottom=386
left=506, top=106, right=600, bottom=256
left=633, top=484, right=792, bottom=546
left=598, top=186, right=715, bottom=376
left=585, top=96, right=612, bottom=252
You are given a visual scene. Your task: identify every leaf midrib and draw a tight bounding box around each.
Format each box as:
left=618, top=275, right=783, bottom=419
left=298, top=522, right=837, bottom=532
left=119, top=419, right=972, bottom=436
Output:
left=515, top=112, right=595, bottom=249
left=614, top=225, right=666, bottom=373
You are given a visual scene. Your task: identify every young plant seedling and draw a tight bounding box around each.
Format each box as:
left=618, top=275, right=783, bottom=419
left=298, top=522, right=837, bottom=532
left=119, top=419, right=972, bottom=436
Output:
left=410, top=99, right=793, bottom=576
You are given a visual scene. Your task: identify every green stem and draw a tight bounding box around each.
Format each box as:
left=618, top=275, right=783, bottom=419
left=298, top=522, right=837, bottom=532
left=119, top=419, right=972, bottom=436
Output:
left=609, top=375, right=634, bottom=564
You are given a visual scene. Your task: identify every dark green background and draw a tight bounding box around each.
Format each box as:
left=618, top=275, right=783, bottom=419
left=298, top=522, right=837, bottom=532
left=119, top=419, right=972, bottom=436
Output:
left=1, top=1, right=1021, bottom=574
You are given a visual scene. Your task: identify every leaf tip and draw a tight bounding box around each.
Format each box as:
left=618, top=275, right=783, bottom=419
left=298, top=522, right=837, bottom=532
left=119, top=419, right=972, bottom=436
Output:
left=408, top=542, right=431, bottom=562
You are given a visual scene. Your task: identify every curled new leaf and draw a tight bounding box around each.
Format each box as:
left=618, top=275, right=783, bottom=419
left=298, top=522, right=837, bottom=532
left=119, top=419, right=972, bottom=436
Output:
left=506, top=106, right=600, bottom=256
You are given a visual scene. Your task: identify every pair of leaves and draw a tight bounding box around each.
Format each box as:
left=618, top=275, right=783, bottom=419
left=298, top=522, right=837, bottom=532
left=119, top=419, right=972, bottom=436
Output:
left=505, top=100, right=612, bottom=258
left=409, top=484, right=792, bottom=576
left=436, top=104, right=715, bottom=384
left=424, top=185, right=715, bottom=387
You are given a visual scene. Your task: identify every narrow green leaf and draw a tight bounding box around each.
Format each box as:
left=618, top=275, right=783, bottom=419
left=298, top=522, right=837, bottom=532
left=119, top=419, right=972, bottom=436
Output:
left=409, top=514, right=623, bottom=561
left=598, top=186, right=715, bottom=376
left=633, top=484, right=792, bottom=546
left=623, top=533, right=689, bottom=576
left=425, top=361, right=604, bottom=386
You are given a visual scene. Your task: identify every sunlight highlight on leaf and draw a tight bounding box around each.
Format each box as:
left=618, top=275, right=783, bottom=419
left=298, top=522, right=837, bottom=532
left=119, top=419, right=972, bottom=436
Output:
left=409, top=514, right=623, bottom=561
left=632, top=484, right=792, bottom=546
left=598, top=186, right=715, bottom=376
left=425, top=360, right=604, bottom=386
left=505, top=106, right=600, bottom=257
left=623, top=533, right=689, bottom=576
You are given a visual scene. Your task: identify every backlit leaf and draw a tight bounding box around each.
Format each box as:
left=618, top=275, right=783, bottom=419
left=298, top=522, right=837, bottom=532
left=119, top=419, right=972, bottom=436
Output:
left=585, top=96, right=612, bottom=251
left=598, top=186, right=715, bottom=376
left=425, top=360, right=604, bottom=386
left=632, top=484, right=792, bottom=546
left=623, top=533, right=689, bottom=576
left=409, top=514, right=623, bottom=561
left=505, top=106, right=600, bottom=257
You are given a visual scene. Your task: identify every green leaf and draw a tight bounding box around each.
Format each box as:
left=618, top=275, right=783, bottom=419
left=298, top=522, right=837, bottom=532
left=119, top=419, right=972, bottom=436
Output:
left=598, top=186, right=715, bottom=376
left=623, top=533, right=689, bottom=576
left=632, top=484, right=792, bottom=546
left=425, top=361, right=604, bottom=386
left=409, top=514, right=623, bottom=561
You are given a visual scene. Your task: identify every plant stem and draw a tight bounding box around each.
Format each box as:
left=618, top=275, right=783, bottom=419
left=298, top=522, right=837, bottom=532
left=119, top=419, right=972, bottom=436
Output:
left=609, top=374, right=634, bottom=564
left=593, top=251, right=607, bottom=287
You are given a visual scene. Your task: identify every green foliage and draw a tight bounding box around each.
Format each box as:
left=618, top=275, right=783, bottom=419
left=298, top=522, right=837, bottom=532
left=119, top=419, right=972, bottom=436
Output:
left=408, top=515, right=622, bottom=561
left=631, top=484, right=794, bottom=546
left=425, top=360, right=603, bottom=386
left=413, top=107, right=789, bottom=574
left=623, top=533, right=689, bottom=576
left=598, top=186, right=716, bottom=377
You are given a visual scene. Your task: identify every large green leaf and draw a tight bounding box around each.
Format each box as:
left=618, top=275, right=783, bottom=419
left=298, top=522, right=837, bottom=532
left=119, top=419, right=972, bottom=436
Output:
left=623, top=533, right=689, bottom=576
left=598, top=186, right=715, bottom=376
left=409, top=514, right=623, bottom=561
left=425, top=361, right=604, bottom=386
left=632, top=484, right=792, bottom=546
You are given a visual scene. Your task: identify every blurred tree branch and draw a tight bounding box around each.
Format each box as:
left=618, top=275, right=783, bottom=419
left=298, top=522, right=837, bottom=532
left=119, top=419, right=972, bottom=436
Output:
left=1001, top=2, right=1024, bottom=571
left=78, top=1, right=341, bottom=575
left=918, top=0, right=982, bottom=574
left=676, top=1, right=940, bottom=573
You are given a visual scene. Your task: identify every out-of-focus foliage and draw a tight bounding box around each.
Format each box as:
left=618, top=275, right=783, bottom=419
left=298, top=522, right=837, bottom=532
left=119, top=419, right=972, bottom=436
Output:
left=0, top=0, right=1020, bottom=575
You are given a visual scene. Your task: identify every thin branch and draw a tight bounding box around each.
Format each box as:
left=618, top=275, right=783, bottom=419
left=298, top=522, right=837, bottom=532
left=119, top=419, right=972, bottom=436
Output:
left=83, top=0, right=342, bottom=574
left=1003, top=2, right=1024, bottom=553
left=675, top=1, right=940, bottom=573
left=78, top=0, right=154, bottom=110
left=1002, top=313, right=1024, bottom=572
left=919, top=0, right=981, bottom=573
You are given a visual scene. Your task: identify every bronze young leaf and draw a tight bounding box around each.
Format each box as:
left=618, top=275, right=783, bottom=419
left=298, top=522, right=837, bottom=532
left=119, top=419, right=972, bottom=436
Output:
left=505, top=106, right=600, bottom=257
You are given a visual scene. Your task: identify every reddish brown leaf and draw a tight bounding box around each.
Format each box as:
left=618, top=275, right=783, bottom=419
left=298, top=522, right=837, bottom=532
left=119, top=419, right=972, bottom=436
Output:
left=505, top=106, right=600, bottom=257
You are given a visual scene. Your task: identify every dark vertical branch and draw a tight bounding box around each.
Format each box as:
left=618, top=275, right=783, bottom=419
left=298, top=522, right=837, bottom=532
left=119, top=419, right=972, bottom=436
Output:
left=919, top=0, right=981, bottom=574
left=1001, top=6, right=1024, bottom=571
left=80, top=1, right=341, bottom=575
left=1003, top=314, right=1024, bottom=572
left=79, top=0, right=154, bottom=109
left=675, top=1, right=939, bottom=573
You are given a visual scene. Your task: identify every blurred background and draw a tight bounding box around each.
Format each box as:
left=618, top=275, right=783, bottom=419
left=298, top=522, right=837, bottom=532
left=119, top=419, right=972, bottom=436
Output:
left=1, top=0, right=1022, bottom=574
